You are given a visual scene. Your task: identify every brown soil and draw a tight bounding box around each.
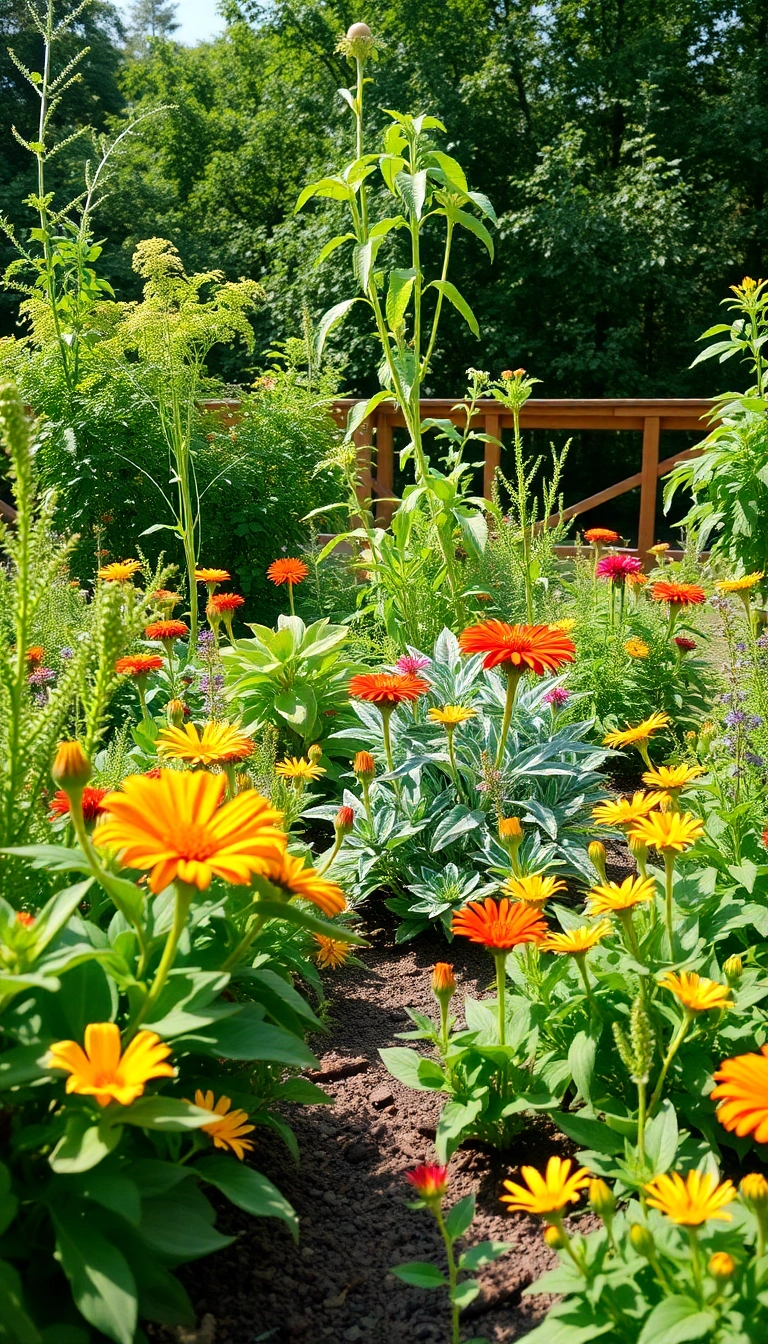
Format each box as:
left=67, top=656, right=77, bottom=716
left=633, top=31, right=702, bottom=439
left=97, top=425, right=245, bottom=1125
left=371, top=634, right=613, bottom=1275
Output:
left=179, top=907, right=602, bottom=1344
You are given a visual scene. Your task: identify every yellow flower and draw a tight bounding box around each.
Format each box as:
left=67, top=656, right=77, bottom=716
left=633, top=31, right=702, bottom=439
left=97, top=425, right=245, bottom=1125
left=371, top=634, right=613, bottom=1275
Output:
left=541, top=920, right=612, bottom=955
left=266, top=851, right=347, bottom=917
left=499, top=816, right=523, bottom=840
left=642, top=763, right=704, bottom=793
left=587, top=874, right=657, bottom=915
left=501, top=1156, right=590, bottom=1217
left=644, top=1170, right=736, bottom=1226
left=740, top=1173, right=768, bottom=1207
left=591, top=791, right=663, bottom=828
left=658, top=969, right=733, bottom=1013
left=314, top=934, right=352, bottom=969
left=648, top=543, right=670, bottom=556
left=603, top=712, right=671, bottom=751
left=628, top=809, right=704, bottom=854
left=98, top=559, right=142, bottom=583
left=709, top=1252, right=735, bottom=1279
left=194, top=1089, right=254, bottom=1160
left=501, top=872, right=567, bottom=907
left=716, top=572, right=763, bottom=592
left=157, top=721, right=255, bottom=767
left=274, top=757, right=326, bottom=782
left=49, top=1022, right=174, bottom=1107
left=551, top=619, right=576, bottom=633
left=624, top=638, right=649, bottom=659
left=94, top=770, right=286, bottom=893
left=428, top=705, right=476, bottom=727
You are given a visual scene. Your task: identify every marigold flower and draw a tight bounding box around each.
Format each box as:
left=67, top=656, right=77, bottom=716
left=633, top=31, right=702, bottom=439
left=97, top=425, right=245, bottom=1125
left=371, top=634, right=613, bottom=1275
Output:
left=348, top=672, right=429, bottom=705
left=458, top=621, right=576, bottom=675
left=501, top=872, right=567, bottom=908
left=431, top=962, right=456, bottom=997
left=542, top=920, right=612, bottom=955
left=642, top=763, right=703, bottom=793
left=584, top=528, right=621, bottom=545
left=711, top=1046, right=768, bottom=1142
left=624, top=638, right=649, bottom=659
left=314, top=934, right=352, bottom=969
left=587, top=875, right=656, bottom=915
left=265, top=851, right=347, bottom=916
left=628, top=809, right=704, bottom=854
left=353, top=751, right=376, bottom=780
left=407, top=1163, right=448, bottom=1201
left=193, top=1089, right=254, bottom=1159
left=49, top=786, right=108, bottom=822
left=428, top=704, right=476, bottom=727
left=267, top=557, right=309, bottom=587
left=659, top=969, right=732, bottom=1013
left=209, top=592, right=245, bottom=614
left=93, top=770, right=286, bottom=893
left=158, top=721, right=255, bottom=767
left=49, top=1022, right=174, bottom=1107
left=643, top=1170, right=735, bottom=1226
left=501, top=1157, right=590, bottom=1217
left=26, top=645, right=45, bottom=666
left=274, top=756, right=326, bottom=781
left=98, top=560, right=142, bottom=583
left=716, top=572, right=763, bottom=593
left=603, top=712, right=671, bottom=752
left=195, top=568, right=230, bottom=585
left=115, top=653, right=164, bottom=679
left=452, top=897, right=547, bottom=950
left=145, top=620, right=189, bottom=642
left=652, top=581, right=706, bottom=607
left=596, top=554, right=643, bottom=583
left=52, top=740, right=91, bottom=789
left=591, top=791, right=662, bottom=827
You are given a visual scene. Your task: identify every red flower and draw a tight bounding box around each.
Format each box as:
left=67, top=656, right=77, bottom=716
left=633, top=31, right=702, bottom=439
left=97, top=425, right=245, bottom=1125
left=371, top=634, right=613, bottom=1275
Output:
left=144, top=620, right=189, bottom=642
left=335, top=805, right=355, bottom=832
left=584, top=528, right=620, bottom=545
left=115, top=654, right=164, bottom=679
left=458, top=621, right=575, bottom=674
left=652, top=581, right=706, bottom=608
left=49, top=786, right=109, bottom=822
left=209, top=593, right=245, bottom=613
left=406, top=1164, right=448, bottom=1200
left=452, top=897, right=548, bottom=950
left=16, top=911, right=35, bottom=927
left=674, top=636, right=697, bottom=652
left=267, top=558, right=309, bottom=587
left=596, top=554, right=643, bottom=583
left=348, top=672, right=429, bottom=705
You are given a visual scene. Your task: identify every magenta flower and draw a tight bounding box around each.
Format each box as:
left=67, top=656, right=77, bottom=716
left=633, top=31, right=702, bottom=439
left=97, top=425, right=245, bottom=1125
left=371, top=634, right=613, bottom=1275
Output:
left=396, top=652, right=431, bottom=675
left=542, top=686, right=570, bottom=707
left=596, top=554, right=643, bottom=584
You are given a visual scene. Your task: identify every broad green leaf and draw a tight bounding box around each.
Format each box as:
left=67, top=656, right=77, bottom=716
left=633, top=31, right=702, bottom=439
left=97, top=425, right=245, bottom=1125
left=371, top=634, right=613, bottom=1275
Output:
left=458, top=1240, right=512, bottom=1271
left=139, top=1182, right=233, bottom=1262
left=379, top=1046, right=431, bottom=1089
left=115, top=1097, right=218, bottom=1131
left=427, top=280, right=479, bottom=336
left=568, top=1031, right=597, bottom=1105
left=444, top=1193, right=475, bottom=1240
left=391, top=1261, right=446, bottom=1288
left=313, top=233, right=355, bottom=267
left=452, top=1278, right=481, bottom=1310
left=316, top=298, right=362, bottom=360
left=386, top=267, right=417, bottom=330
left=295, top=176, right=351, bottom=212
left=175, top=1003, right=318, bottom=1067
left=53, top=1205, right=137, bottom=1344
left=49, top=1112, right=122, bottom=1174
left=0, top=1260, right=41, bottom=1343
left=194, top=1153, right=298, bottom=1240
left=637, top=1296, right=717, bottom=1344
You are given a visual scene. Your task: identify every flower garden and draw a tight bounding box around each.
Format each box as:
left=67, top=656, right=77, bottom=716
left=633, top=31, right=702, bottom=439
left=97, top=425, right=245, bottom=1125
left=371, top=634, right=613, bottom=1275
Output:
left=3, top=9, right=768, bottom=1344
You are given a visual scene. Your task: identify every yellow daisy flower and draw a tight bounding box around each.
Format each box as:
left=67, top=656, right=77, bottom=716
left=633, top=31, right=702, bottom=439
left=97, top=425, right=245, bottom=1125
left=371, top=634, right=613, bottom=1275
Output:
left=48, top=1023, right=174, bottom=1107
left=274, top=757, right=326, bottom=782
left=157, top=721, right=255, bottom=767
left=428, top=705, right=476, bottom=727
left=642, top=763, right=704, bottom=793
left=591, top=791, right=663, bottom=828
left=624, top=638, right=649, bottom=659
left=314, top=934, right=352, bottom=969
left=501, top=1157, right=590, bottom=1217
left=265, top=851, right=347, bottom=917
left=194, top=1089, right=255, bottom=1160
left=587, top=874, right=657, bottom=915
left=644, top=1170, right=736, bottom=1226
left=628, top=810, right=704, bottom=854
left=603, top=711, right=671, bottom=752
left=716, top=572, right=763, bottom=592
left=658, top=970, right=733, bottom=1013
left=541, top=920, right=612, bottom=955
left=501, top=872, right=567, bottom=908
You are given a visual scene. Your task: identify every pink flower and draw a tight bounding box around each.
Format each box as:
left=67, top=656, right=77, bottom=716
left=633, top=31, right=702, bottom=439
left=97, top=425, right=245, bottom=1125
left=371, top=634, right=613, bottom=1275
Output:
left=596, top=554, right=643, bottom=584
left=543, top=686, right=570, bottom=707
left=406, top=1163, right=448, bottom=1200
left=396, top=652, right=431, bottom=676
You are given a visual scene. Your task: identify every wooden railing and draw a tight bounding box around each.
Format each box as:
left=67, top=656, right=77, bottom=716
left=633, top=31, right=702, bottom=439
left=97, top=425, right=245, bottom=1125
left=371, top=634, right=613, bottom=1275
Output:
left=328, top=397, right=715, bottom=562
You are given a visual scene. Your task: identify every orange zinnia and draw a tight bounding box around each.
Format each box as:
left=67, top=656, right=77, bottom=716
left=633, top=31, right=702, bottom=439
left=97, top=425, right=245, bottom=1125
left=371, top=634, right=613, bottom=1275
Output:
left=452, top=897, right=548, bottom=950
left=583, top=527, right=620, bottom=545
left=652, top=581, right=706, bottom=607
left=145, top=620, right=189, bottom=642
left=115, top=654, right=164, bottom=679
left=267, top=558, right=309, bottom=586
left=348, top=672, right=429, bottom=706
left=49, top=786, right=108, bottom=822
left=209, top=592, right=245, bottom=613
left=458, top=621, right=575, bottom=674
left=711, top=1045, right=768, bottom=1143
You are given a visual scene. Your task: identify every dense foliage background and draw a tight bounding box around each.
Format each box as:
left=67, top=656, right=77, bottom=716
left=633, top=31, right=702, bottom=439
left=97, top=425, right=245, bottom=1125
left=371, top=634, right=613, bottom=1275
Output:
left=1, top=0, right=766, bottom=398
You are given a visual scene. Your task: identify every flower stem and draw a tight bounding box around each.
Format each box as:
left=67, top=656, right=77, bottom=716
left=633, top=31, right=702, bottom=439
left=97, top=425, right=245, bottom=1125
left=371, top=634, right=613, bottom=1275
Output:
left=288, top=582, right=296, bottom=617
left=636, top=1078, right=647, bottom=1170
left=127, top=881, right=194, bottom=1038
left=663, top=851, right=676, bottom=952
left=648, top=1010, right=693, bottom=1116
left=575, top=952, right=596, bottom=1006
left=494, top=951, right=508, bottom=1047
left=495, top=669, right=521, bottom=769
left=316, top=834, right=342, bottom=877
left=221, top=912, right=267, bottom=974
left=434, top=1206, right=460, bottom=1344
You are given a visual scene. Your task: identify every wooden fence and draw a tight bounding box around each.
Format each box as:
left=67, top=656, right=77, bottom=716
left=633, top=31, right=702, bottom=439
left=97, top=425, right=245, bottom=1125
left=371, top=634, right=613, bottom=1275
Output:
left=327, top=397, right=715, bottom=563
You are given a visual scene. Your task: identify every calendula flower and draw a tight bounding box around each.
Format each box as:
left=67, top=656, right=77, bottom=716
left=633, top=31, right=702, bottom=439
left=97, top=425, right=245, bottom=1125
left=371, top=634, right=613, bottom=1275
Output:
left=591, top=791, right=663, bottom=827
left=642, top=763, right=703, bottom=794
left=626, top=571, right=648, bottom=587
left=348, top=672, right=429, bottom=705
left=587, top=875, right=657, bottom=915
left=501, top=1157, right=590, bottom=1217
left=709, top=1252, right=735, bottom=1279
left=267, top=558, right=309, bottom=586
left=353, top=751, right=375, bottom=780
left=93, top=770, right=286, bottom=892
left=265, top=851, right=347, bottom=916
left=711, top=1047, right=768, bottom=1142
left=49, top=786, right=108, bottom=822
left=49, top=1022, right=174, bottom=1106
left=542, top=920, right=612, bottom=955
left=407, top=1164, right=448, bottom=1200
left=659, top=969, right=732, bottom=1013
left=499, top=816, right=523, bottom=840
left=115, top=653, right=164, bottom=679
left=145, top=620, right=189, bottom=642
left=628, top=810, right=704, bottom=853
left=652, top=581, right=706, bottom=608
left=209, top=592, right=245, bottom=614
left=716, top=573, right=763, bottom=593
left=501, top=873, right=567, bottom=908
left=193, top=1089, right=254, bottom=1159
left=431, top=962, right=456, bottom=996
left=274, top=756, right=326, bottom=781
left=452, top=898, right=547, bottom=950
left=584, top=528, right=620, bottom=545
left=314, top=934, right=352, bottom=969
left=52, top=739, right=91, bottom=789
left=98, top=560, right=142, bottom=582
left=648, top=542, right=670, bottom=556
left=458, top=621, right=575, bottom=674
left=603, top=712, right=670, bottom=752
left=428, top=704, right=476, bottom=727
left=624, top=638, right=649, bottom=659
left=596, top=554, right=643, bottom=583
left=644, top=1171, right=736, bottom=1226
left=335, top=805, right=355, bottom=835
left=740, top=1172, right=768, bottom=1205
left=195, top=568, right=230, bottom=586
left=158, top=721, right=255, bottom=767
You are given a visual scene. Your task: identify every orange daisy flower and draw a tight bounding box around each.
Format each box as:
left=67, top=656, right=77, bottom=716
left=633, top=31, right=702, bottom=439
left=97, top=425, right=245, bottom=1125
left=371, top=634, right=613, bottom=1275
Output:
left=265, top=850, right=347, bottom=916
left=195, top=568, right=230, bottom=585
left=48, top=1022, right=174, bottom=1107
left=193, top=1089, right=255, bottom=1159
left=209, top=592, right=245, bottom=613
left=652, top=581, right=706, bottom=608
left=348, top=672, right=429, bottom=706
left=452, top=897, right=548, bottom=950
left=144, top=620, right=189, bottom=642
left=115, top=654, right=164, bottom=679
left=267, top=558, right=309, bottom=587
left=26, top=645, right=45, bottom=667
left=49, top=786, right=108, bottom=822
left=583, top=528, right=620, bottom=545
left=711, top=1045, right=768, bottom=1143
left=458, top=621, right=575, bottom=674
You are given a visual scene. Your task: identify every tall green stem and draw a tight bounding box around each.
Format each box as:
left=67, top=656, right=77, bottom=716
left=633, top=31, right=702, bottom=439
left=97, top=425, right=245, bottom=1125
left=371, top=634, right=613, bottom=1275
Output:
left=381, top=707, right=396, bottom=775
left=69, top=803, right=150, bottom=975
left=222, top=912, right=266, bottom=974
left=648, top=1010, right=693, bottom=1116
left=434, top=1208, right=460, bottom=1344
left=128, top=882, right=194, bottom=1036
left=663, top=852, right=676, bottom=951
left=495, top=669, right=522, bottom=768
left=636, top=1078, right=647, bottom=1170
left=494, top=952, right=508, bottom=1047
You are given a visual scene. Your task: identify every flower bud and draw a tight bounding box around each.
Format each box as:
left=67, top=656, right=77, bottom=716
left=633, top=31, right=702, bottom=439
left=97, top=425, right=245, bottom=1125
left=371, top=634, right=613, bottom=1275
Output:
left=543, top=1224, right=568, bottom=1250
left=308, top=743, right=323, bottom=763
left=431, top=962, right=456, bottom=1004
left=629, top=1223, right=655, bottom=1259
left=339, top=21, right=377, bottom=61
left=499, top=816, right=523, bottom=841
left=205, top=598, right=222, bottom=631
left=740, top=1173, right=768, bottom=1209
left=167, top=698, right=185, bottom=727
left=724, top=954, right=743, bottom=984
left=588, top=1179, right=615, bottom=1222
left=708, top=1251, right=735, bottom=1280
left=588, top=841, right=607, bottom=884
left=628, top=834, right=648, bottom=876
left=353, top=751, right=376, bottom=781
left=335, top=805, right=355, bottom=836
left=52, top=740, right=91, bottom=791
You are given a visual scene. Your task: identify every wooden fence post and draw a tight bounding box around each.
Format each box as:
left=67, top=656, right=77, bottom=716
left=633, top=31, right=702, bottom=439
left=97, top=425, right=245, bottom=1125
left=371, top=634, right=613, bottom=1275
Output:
left=638, top=415, right=660, bottom=565
left=483, top=412, right=501, bottom=499
left=375, top=413, right=395, bottom=527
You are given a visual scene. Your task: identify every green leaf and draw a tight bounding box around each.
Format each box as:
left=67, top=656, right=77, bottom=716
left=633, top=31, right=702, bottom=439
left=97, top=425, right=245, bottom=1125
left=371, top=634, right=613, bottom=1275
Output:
left=452, top=1278, right=481, bottom=1310
left=53, top=1204, right=137, bottom=1344
left=194, top=1153, right=298, bottom=1240
left=115, top=1097, right=219, bottom=1131
left=379, top=1046, right=432, bottom=1089
left=555, top=1112, right=624, bottom=1156
left=644, top=1100, right=679, bottom=1175
left=314, top=233, right=355, bottom=267
left=637, top=1296, right=717, bottom=1344
left=139, top=1182, right=233, bottom=1263
left=247, top=898, right=367, bottom=944
left=49, top=1112, right=122, bottom=1174
left=427, top=280, right=479, bottom=336
left=391, top=1261, right=447, bottom=1288
left=435, top=1098, right=483, bottom=1161
left=458, top=1240, right=512, bottom=1271
left=295, top=176, right=351, bottom=212
left=0, top=1163, right=18, bottom=1236
left=316, top=298, right=362, bottom=360
left=273, top=686, right=317, bottom=731
left=0, top=1260, right=40, bottom=1344
left=568, top=1031, right=597, bottom=1106
left=386, top=268, right=417, bottom=330
left=176, top=1004, right=318, bottom=1068
left=64, top=1171, right=141, bottom=1225
left=444, top=1194, right=475, bottom=1240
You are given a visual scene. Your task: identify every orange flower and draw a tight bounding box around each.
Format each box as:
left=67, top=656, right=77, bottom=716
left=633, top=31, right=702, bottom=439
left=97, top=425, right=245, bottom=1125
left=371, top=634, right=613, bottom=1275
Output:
left=145, top=620, right=189, bottom=642
left=115, top=654, right=164, bottom=679
left=49, top=1023, right=174, bottom=1107
left=652, top=581, right=706, bottom=607
left=193, top=1089, right=255, bottom=1159
left=267, top=558, right=309, bottom=587
left=98, top=560, right=142, bottom=583
left=49, top=786, right=108, bottom=821
left=431, top=962, right=456, bottom=995
left=209, top=592, right=245, bottom=613
left=353, top=751, right=376, bottom=779
left=452, top=897, right=548, bottom=950
left=265, top=850, right=347, bottom=916
left=458, top=621, right=575, bottom=674
left=583, top=528, right=620, bottom=545
left=711, top=1045, right=768, bottom=1142
left=348, top=672, right=429, bottom=705
left=151, top=589, right=181, bottom=606
left=195, top=568, right=230, bottom=585
left=26, top=645, right=45, bottom=666
left=314, top=934, right=352, bottom=969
